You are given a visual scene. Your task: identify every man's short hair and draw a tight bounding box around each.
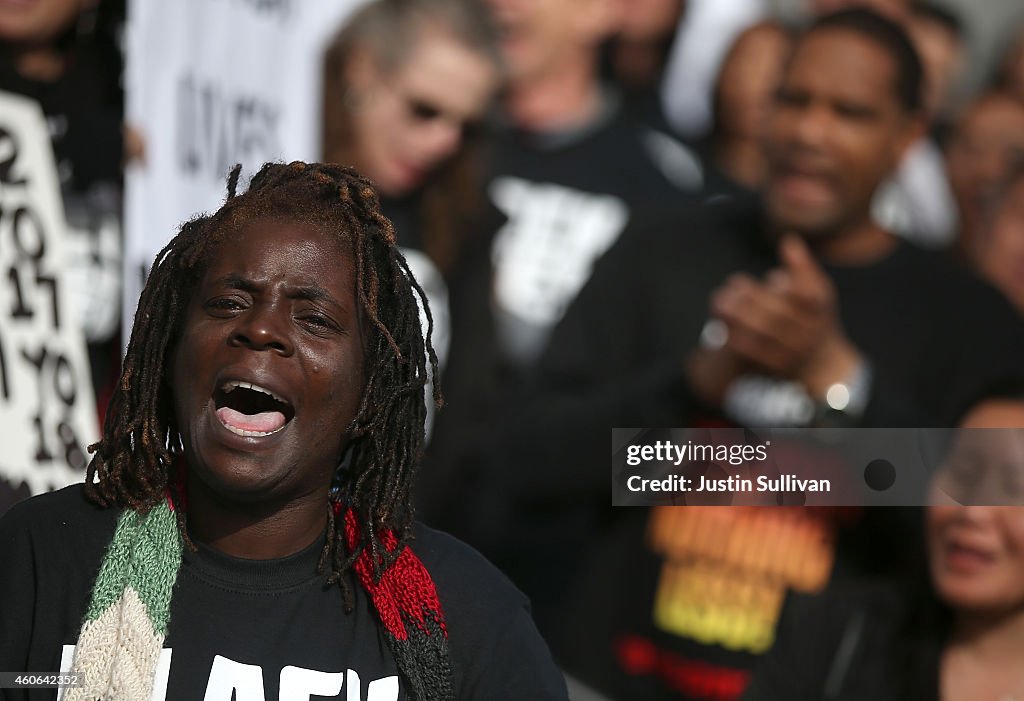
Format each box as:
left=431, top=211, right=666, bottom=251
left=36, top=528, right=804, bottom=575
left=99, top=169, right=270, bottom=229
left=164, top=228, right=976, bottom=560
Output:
left=809, top=8, right=925, bottom=114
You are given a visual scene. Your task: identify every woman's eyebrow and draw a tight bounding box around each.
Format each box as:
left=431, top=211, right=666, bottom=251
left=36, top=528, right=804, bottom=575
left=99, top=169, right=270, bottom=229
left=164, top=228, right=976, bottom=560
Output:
left=287, top=285, right=341, bottom=307
left=215, top=273, right=260, bottom=293
left=213, top=275, right=340, bottom=307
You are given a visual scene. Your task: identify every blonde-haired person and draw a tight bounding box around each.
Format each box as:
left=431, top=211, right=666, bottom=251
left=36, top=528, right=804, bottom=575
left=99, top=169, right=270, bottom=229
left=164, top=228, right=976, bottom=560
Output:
left=323, top=0, right=501, bottom=277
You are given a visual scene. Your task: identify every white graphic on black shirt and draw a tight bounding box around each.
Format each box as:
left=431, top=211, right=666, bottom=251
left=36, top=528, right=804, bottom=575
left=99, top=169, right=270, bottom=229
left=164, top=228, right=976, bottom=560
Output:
left=490, top=177, right=628, bottom=363
left=58, top=646, right=398, bottom=701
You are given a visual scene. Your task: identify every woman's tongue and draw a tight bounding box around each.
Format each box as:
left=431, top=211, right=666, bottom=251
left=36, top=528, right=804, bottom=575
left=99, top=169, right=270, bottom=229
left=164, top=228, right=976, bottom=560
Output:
left=216, top=406, right=286, bottom=433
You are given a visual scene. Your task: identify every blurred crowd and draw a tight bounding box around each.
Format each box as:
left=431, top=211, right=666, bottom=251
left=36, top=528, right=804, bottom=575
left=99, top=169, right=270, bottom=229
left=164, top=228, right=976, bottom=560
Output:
left=5, top=0, right=1024, bottom=699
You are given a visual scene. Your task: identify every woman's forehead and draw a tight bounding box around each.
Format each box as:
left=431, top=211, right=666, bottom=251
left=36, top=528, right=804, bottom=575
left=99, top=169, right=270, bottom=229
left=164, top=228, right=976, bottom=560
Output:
left=214, top=216, right=352, bottom=256
left=200, top=218, right=357, bottom=287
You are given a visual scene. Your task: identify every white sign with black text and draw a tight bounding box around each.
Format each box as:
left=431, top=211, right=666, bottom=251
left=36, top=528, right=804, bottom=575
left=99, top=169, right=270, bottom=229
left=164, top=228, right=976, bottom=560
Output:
left=123, top=0, right=361, bottom=341
left=0, top=91, right=99, bottom=501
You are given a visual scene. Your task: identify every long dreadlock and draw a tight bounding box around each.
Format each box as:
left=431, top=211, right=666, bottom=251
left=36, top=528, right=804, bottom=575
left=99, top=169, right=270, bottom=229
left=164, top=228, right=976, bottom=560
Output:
left=82, top=161, right=451, bottom=700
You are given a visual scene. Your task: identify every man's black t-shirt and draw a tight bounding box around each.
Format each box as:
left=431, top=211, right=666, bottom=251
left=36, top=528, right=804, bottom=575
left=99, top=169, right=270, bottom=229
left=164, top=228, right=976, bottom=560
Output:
left=0, top=485, right=568, bottom=701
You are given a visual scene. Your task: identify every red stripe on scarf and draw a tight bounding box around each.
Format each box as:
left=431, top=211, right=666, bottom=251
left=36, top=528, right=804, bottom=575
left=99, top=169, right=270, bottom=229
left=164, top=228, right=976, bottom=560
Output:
left=340, top=504, right=448, bottom=642
left=165, top=458, right=189, bottom=512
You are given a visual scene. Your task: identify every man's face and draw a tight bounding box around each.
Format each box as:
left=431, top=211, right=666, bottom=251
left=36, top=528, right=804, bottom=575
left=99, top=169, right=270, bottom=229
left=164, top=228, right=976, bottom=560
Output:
left=763, top=29, right=919, bottom=239
left=171, top=220, right=364, bottom=504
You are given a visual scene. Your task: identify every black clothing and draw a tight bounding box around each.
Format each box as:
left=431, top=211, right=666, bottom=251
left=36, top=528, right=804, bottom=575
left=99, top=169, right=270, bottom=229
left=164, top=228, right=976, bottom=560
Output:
left=0, top=50, right=122, bottom=195
left=482, top=94, right=703, bottom=367
left=427, top=95, right=703, bottom=497
left=0, top=485, right=568, bottom=701
left=741, top=582, right=944, bottom=701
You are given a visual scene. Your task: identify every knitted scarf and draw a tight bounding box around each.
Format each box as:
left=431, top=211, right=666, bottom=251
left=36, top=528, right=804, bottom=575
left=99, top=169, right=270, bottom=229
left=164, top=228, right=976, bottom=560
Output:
left=66, top=497, right=452, bottom=701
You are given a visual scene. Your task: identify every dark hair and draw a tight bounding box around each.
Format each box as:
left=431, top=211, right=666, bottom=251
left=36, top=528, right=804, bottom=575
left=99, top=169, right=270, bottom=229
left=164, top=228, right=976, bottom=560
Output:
left=893, top=560, right=951, bottom=701
left=993, top=27, right=1024, bottom=93
left=912, top=1, right=964, bottom=40
left=322, top=0, right=500, bottom=274
left=85, top=161, right=452, bottom=699
left=809, top=8, right=925, bottom=114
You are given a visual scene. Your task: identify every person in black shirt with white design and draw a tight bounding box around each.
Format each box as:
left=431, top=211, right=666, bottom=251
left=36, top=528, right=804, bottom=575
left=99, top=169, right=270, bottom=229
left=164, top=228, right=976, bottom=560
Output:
left=422, top=0, right=704, bottom=632
left=0, top=162, right=567, bottom=701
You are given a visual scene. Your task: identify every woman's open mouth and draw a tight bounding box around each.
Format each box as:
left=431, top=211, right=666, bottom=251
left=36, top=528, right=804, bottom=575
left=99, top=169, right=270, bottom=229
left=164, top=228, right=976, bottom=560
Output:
left=212, top=381, right=295, bottom=437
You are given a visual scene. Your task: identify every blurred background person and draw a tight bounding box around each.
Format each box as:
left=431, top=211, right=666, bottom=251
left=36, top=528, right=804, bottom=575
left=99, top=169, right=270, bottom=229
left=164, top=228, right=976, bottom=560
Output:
left=322, top=0, right=501, bottom=279
left=973, top=166, right=1024, bottom=316
left=705, top=21, right=794, bottom=195
left=945, top=90, right=1024, bottom=258
left=421, top=0, right=704, bottom=637
left=871, top=1, right=963, bottom=249
left=545, top=10, right=1024, bottom=699
left=743, top=396, right=1024, bottom=700
left=601, top=0, right=685, bottom=130
left=661, top=0, right=768, bottom=139
left=321, top=0, right=502, bottom=436
left=0, top=0, right=123, bottom=190
left=469, top=0, right=702, bottom=371
left=907, top=1, right=965, bottom=128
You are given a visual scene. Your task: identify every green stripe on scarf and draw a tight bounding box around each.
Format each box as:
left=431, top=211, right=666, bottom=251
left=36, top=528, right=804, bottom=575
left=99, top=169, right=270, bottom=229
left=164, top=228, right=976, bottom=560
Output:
left=84, top=502, right=181, bottom=634
left=66, top=501, right=183, bottom=701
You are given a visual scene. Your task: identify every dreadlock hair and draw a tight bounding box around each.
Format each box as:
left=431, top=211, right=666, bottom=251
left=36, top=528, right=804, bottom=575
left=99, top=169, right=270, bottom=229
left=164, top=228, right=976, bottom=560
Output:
left=78, top=161, right=453, bottom=701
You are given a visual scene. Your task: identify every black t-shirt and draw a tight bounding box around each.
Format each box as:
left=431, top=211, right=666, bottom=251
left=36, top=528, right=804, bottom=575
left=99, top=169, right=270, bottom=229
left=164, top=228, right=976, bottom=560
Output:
left=0, top=485, right=568, bottom=701
left=424, top=93, right=703, bottom=530
left=480, top=95, right=704, bottom=369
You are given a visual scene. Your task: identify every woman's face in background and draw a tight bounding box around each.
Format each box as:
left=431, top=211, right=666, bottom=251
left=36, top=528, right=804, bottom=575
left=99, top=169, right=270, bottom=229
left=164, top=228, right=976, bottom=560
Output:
left=927, top=401, right=1024, bottom=613
left=345, top=27, right=498, bottom=198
